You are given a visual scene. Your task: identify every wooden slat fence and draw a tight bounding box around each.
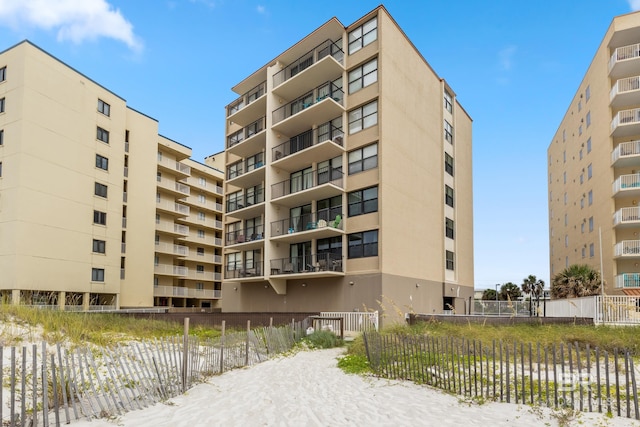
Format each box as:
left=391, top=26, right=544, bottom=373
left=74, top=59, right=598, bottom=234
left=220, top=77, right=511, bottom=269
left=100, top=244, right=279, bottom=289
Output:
left=363, top=331, right=640, bottom=420
left=0, top=320, right=308, bottom=426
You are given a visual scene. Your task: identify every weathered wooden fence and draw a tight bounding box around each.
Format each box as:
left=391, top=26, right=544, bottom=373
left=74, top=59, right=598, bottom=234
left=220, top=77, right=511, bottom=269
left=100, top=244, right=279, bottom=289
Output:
left=363, top=332, right=640, bottom=420
left=0, top=320, right=308, bottom=426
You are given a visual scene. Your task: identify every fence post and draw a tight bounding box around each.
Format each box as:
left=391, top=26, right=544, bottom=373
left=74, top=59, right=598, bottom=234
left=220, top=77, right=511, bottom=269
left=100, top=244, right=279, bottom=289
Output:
left=245, top=320, right=251, bottom=366
left=183, top=317, right=189, bottom=392
left=220, top=321, right=225, bottom=374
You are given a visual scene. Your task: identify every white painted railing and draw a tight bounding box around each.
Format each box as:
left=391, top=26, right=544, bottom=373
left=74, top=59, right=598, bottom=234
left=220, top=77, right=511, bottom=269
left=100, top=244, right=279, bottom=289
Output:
left=610, top=75, right=640, bottom=100
left=610, top=43, right=640, bottom=71
left=595, top=296, right=640, bottom=324
left=612, top=140, right=640, bottom=163
left=611, top=108, right=640, bottom=133
left=614, top=240, right=640, bottom=256
left=613, top=206, right=640, bottom=225
left=615, top=273, right=640, bottom=288
left=613, top=174, right=640, bottom=193
left=320, top=311, right=379, bottom=333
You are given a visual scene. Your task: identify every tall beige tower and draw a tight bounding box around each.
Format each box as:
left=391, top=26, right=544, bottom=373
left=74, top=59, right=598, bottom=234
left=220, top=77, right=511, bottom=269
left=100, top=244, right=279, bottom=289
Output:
left=548, top=11, right=640, bottom=295
left=219, top=6, right=474, bottom=321
left=0, top=41, right=224, bottom=310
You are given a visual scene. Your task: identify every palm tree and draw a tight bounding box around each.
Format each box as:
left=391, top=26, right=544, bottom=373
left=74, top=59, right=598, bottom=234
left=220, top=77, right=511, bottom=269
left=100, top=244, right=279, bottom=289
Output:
left=551, top=264, right=603, bottom=299
left=499, top=282, right=522, bottom=301
left=521, top=275, right=545, bottom=316
left=481, top=289, right=498, bottom=301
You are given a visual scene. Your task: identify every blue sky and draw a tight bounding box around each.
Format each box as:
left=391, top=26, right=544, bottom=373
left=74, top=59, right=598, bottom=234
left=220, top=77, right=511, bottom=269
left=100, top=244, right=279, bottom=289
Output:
left=1, top=0, right=637, bottom=290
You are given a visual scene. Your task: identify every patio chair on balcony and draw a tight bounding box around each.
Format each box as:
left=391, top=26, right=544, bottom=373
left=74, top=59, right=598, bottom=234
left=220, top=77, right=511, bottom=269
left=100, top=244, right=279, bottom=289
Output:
left=317, top=259, right=327, bottom=271
left=283, top=262, right=294, bottom=274
left=332, top=215, right=342, bottom=229
left=332, top=260, right=342, bottom=271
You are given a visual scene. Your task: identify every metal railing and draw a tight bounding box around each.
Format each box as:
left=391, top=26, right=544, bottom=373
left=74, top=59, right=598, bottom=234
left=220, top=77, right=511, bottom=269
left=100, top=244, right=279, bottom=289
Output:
left=154, top=264, right=188, bottom=276
left=611, top=108, right=640, bottom=133
left=271, top=167, right=343, bottom=199
left=227, top=116, right=266, bottom=149
left=273, top=39, right=344, bottom=87
left=157, top=200, right=190, bottom=215
left=226, top=187, right=265, bottom=212
left=610, top=42, right=640, bottom=71
left=271, top=211, right=343, bottom=237
left=615, top=273, right=640, bottom=288
left=272, top=81, right=344, bottom=125
left=610, top=75, right=640, bottom=100
left=613, top=173, right=640, bottom=193
left=615, top=240, right=640, bottom=256
left=226, top=261, right=264, bottom=279
left=272, top=122, right=343, bottom=161
left=612, top=140, right=640, bottom=163
left=226, top=81, right=266, bottom=117
left=269, top=253, right=343, bottom=275
left=158, top=157, right=191, bottom=175
left=226, top=224, right=265, bottom=245
left=153, top=285, right=220, bottom=299
left=613, top=206, right=640, bottom=225
left=155, top=242, right=189, bottom=256
left=227, top=154, right=264, bottom=180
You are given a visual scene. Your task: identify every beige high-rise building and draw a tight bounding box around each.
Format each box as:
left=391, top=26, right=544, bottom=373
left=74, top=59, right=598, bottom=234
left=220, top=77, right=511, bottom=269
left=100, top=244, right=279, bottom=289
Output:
left=0, top=40, right=224, bottom=310
left=548, top=11, right=640, bottom=295
left=220, top=6, right=474, bottom=320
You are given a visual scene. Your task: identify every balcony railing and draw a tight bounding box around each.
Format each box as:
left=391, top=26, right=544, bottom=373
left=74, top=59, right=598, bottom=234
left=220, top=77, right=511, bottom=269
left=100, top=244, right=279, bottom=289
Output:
left=226, top=261, right=264, bottom=279
left=155, top=242, right=189, bottom=256
left=615, top=273, right=640, bottom=288
left=226, top=81, right=266, bottom=117
left=272, top=122, right=343, bottom=162
left=271, top=167, right=344, bottom=199
left=613, top=207, right=640, bottom=226
left=227, top=154, right=265, bottom=180
left=154, top=264, right=188, bottom=276
left=611, top=108, right=640, bottom=133
left=613, top=174, right=640, bottom=193
left=610, top=43, right=640, bottom=71
left=157, top=200, right=190, bottom=216
left=615, top=240, right=640, bottom=256
left=610, top=75, right=640, bottom=100
left=227, top=116, right=266, bottom=149
left=272, top=81, right=344, bottom=125
left=271, top=211, right=343, bottom=237
left=227, top=188, right=265, bottom=212
left=269, top=253, right=343, bottom=275
left=273, top=39, right=344, bottom=87
left=612, top=140, right=640, bottom=164
left=226, top=224, right=265, bottom=245
left=153, top=285, right=220, bottom=299
left=158, top=157, right=191, bottom=176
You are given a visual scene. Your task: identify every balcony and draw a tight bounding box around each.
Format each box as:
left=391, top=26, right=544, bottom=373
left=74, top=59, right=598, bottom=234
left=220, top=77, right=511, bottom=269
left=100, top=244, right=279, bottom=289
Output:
left=156, top=200, right=190, bottom=217
left=614, top=240, right=640, bottom=258
left=226, top=188, right=265, bottom=219
left=272, top=81, right=344, bottom=136
left=154, top=264, right=188, bottom=277
left=610, top=76, right=640, bottom=107
left=272, top=123, right=344, bottom=172
left=615, top=273, right=640, bottom=288
left=189, top=197, right=223, bottom=213
left=272, top=39, right=344, bottom=100
left=227, top=117, right=267, bottom=158
left=269, top=253, right=344, bottom=278
left=271, top=168, right=343, bottom=208
left=612, top=140, right=640, bottom=167
left=613, top=174, right=640, bottom=197
left=271, top=211, right=343, bottom=243
left=153, top=285, right=221, bottom=299
left=158, top=157, right=191, bottom=179
left=155, top=242, right=189, bottom=257
left=611, top=108, right=640, bottom=137
left=225, top=261, right=264, bottom=281
left=156, top=221, right=189, bottom=237
left=609, top=43, right=640, bottom=79
left=186, top=270, right=215, bottom=281
left=226, top=224, right=264, bottom=247
left=157, top=179, right=191, bottom=198
left=614, top=206, right=640, bottom=227
left=226, top=156, right=265, bottom=188
left=226, top=81, right=267, bottom=127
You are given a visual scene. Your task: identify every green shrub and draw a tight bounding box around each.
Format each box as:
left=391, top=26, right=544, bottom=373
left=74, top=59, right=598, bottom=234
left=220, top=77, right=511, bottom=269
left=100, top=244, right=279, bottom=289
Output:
left=337, top=353, right=370, bottom=374
left=304, top=330, right=342, bottom=349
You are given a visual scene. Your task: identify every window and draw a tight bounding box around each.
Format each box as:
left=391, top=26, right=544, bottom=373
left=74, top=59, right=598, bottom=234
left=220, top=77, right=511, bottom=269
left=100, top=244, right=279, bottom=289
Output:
left=196, top=265, right=205, bottom=273
left=98, top=99, right=110, bottom=116
left=444, top=90, right=453, bottom=113
left=153, top=277, right=159, bottom=287
left=578, top=125, right=582, bottom=136
left=563, top=172, right=566, bottom=184
left=588, top=190, right=593, bottom=206
left=91, top=268, right=105, bottom=282
left=445, top=152, right=454, bottom=176
left=587, top=164, right=592, bottom=179
left=92, top=239, right=106, bottom=254
left=579, top=149, right=583, bottom=160
left=199, top=177, right=207, bottom=186
left=348, top=58, right=377, bottom=93
left=197, top=229, right=205, bottom=238
left=97, top=127, right=109, bottom=143
left=578, top=100, right=582, bottom=112
left=580, top=174, right=584, bottom=185
left=0, top=129, right=3, bottom=146
left=348, top=100, right=377, bottom=134
left=563, top=150, right=566, bottom=162
left=93, top=210, right=107, bottom=225
left=580, top=198, right=584, bottom=209
left=348, top=143, right=377, bottom=175
left=198, top=194, right=206, bottom=203
left=589, top=243, right=594, bottom=257
left=563, top=130, right=566, bottom=142
left=94, top=182, right=108, bottom=198
left=587, top=137, right=592, bottom=153
left=95, top=154, right=109, bottom=170
left=581, top=223, right=585, bottom=233
left=317, top=236, right=342, bottom=260
left=444, top=120, right=453, bottom=143
left=445, top=218, right=454, bottom=239
left=317, top=196, right=342, bottom=222
left=155, top=214, right=160, bottom=224
left=157, top=172, right=162, bottom=182
left=564, top=214, right=568, bottom=226
left=196, top=282, right=204, bottom=291
left=198, top=211, right=206, bottom=220
left=348, top=230, right=378, bottom=258
left=589, top=216, right=594, bottom=232
left=582, top=247, right=586, bottom=258
left=348, top=186, right=378, bottom=216
left=197, top=247, right=205, bottom=256
left=0, top=161, right=2, bottom=177
left=585, top=85, right=591, bottom=101
left=348, top=16, right=377, bottom=54
left=445, top=185, right=454, bottom=207
left=0, top=66, right=5, bottom=82
left=586, top=111, right=591, bottom=127
left=0, top=98, right=5, bottom=113
left=564, top=235, right=568, bottom=247
left=446, top=250, right=455, bottom=270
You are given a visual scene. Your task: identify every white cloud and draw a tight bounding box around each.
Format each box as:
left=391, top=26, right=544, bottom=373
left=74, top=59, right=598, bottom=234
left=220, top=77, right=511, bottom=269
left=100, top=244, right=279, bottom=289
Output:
left=256, top=5, right=266, bottom=14
left=0, top=0, right=142, bottom=51
left=628, top=0, right=640, bottom=11
left=498, top=45, right=517, bottom=71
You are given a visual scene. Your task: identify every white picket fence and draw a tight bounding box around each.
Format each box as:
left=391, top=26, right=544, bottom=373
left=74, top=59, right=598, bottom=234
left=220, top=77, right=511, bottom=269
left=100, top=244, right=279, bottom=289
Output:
left=542, top=295, right=640, bottom=325
left=319, top=311, right=379, bottom=333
